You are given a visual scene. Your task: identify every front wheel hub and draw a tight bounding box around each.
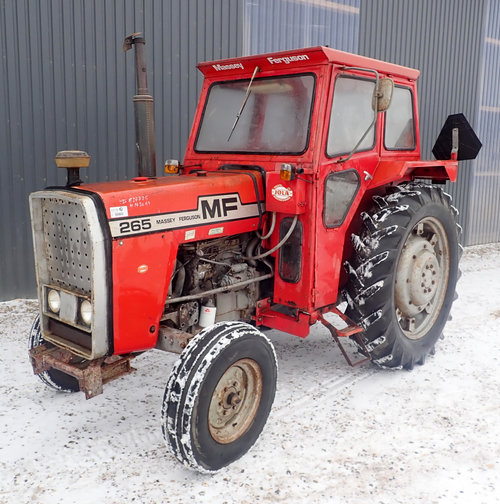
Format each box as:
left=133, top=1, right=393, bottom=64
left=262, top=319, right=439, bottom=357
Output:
left=208, top=358, right=263, bottom=444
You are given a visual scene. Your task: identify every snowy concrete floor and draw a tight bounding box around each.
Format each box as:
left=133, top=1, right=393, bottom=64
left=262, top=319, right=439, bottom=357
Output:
left=1, top=243, right=499, bottom=504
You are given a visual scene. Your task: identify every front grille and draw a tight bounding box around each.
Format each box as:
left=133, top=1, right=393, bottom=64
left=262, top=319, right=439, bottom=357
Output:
left=30, top=189, right=110, bottom=359
left=41, top=197, right=92, bottom=295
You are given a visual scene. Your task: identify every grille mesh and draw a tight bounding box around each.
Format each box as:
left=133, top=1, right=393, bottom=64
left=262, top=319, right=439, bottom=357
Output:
left=41, top=197, right=92, bottom=295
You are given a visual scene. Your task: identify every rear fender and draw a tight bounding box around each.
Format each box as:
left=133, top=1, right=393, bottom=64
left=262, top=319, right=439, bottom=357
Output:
left=369, top=160, right=458, bottom=189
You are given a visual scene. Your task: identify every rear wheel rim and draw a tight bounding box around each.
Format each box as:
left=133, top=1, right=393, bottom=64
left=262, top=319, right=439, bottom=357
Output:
left=394, top=216, right=450, bottom=340
left=208, top=358, right=263, bottom=444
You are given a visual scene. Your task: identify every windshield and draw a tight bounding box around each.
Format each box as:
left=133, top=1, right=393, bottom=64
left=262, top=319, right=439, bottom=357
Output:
left=195, top=74, right=315, bottom=154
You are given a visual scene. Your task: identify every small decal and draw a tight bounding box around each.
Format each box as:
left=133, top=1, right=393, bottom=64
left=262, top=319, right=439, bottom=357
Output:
left=137, top=264, right=149, bottom=274
left=271, top=184, right=293, bottom=202
left=208, top=227, right=224, bottom=236
left=212, top=62, right=244, bottom=71
left=267, top=54, right=310, bottom=65
left=185, top=229, right=196, bottom=240
left=110, top=206, right=128, bottom=218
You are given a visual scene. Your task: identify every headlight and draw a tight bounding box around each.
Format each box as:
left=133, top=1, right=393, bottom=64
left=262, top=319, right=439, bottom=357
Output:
left=47, top=289, right=61, bottom=313
left=80, top=300, right=92, bottom=326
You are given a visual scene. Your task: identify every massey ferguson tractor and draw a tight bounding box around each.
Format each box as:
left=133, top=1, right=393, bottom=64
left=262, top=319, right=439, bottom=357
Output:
left=28, top=35, right=481, bottom=472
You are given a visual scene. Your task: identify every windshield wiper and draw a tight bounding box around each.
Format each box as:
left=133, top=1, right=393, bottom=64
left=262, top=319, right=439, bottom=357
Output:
left=227, top=66, right=260, bottom=142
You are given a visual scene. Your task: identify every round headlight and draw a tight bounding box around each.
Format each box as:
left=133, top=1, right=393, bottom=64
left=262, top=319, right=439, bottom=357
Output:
left=47, top=289, right=61, bottom=313
left=80, top=300, right=92, bottom=326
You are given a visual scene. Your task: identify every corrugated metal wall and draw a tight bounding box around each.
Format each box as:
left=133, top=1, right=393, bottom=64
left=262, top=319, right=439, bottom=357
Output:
left=467, top=0, right=500, bottom=245
left=1, top=0, right=498, bottom=300
left=243, top=0, right=360, bottom=55
left=0, top=0, right=243, bottom=301
left=359, top=0, right=488, bottom=245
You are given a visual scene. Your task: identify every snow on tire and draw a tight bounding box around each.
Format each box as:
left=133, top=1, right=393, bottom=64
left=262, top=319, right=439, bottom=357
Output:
left=28, top=315, right=80, bottom=392
left=344, top=183, right=461, bottom=370
left=161, top=321, right=278, bottom=473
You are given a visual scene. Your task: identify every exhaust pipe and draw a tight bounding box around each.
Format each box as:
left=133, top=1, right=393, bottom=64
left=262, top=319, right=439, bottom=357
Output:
left=123, top=33, right=156, bottom=178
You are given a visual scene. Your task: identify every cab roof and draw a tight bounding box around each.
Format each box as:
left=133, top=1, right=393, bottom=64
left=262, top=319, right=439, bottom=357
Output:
left=198, top=46, right=420, bottom=81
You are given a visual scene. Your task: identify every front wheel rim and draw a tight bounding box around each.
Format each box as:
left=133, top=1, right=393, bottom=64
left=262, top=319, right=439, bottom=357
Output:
left=208, top=358, right=263, bottom=444
left=394, top=216, right=450, bottom=340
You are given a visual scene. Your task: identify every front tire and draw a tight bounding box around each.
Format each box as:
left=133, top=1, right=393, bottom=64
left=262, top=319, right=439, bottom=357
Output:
left=162, top=321, right=277, bottom=472
left=344, top=183, right=461, bottom=369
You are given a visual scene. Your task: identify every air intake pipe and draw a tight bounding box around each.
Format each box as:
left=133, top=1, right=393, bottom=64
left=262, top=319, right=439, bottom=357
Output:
left=123, top=33, right=156, bottom=178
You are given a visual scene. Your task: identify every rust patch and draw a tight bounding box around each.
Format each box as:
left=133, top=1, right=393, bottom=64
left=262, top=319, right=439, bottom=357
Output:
left=29, top=344, right=135, bottom=399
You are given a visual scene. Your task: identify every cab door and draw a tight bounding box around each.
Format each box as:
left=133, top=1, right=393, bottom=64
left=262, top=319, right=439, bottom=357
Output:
left=313, top=70, right=383, bottom=308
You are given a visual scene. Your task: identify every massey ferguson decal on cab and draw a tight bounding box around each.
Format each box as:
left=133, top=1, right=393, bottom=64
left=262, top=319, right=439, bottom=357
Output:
left=28, top=35, right=481, bottom=472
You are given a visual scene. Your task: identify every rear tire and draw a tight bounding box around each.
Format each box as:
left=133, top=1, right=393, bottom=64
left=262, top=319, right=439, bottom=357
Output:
left=161, top=321, right=277, bottom=472
left=344, top=183, right=461, bottom=369
left=29, top=315, right=80, bottom=392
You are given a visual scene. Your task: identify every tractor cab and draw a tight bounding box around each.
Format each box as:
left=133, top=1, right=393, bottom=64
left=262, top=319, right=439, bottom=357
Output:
left=181, top=47, right=441, bottom=328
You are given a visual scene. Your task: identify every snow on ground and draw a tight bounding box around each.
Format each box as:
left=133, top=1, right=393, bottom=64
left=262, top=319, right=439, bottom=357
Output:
left=1, top=243, right=499, bottom=504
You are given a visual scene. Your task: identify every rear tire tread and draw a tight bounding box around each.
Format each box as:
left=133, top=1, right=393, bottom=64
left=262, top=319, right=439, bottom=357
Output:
left=344, top=183, right=461, bottom=369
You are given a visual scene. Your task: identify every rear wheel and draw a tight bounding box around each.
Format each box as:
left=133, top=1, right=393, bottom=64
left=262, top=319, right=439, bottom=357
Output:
left=162, top=321, right=277, bottom=472
left=344, top=183, right=461, bottom=369
left=29, top=315, right=80, bottom=392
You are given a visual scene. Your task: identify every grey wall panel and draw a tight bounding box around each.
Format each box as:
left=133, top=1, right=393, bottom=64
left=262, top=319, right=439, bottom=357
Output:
left=359, top=0, right=487, bottom=245
left=0, top=0, right=243, bottom=300
left=243, top=0, right=360, bottom=55
left=2, top=0, right=498, bottom=301
left=467, top=0, right=500, bottom=245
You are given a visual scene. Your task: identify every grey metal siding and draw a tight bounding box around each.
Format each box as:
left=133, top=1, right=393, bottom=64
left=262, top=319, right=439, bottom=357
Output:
left=243, top=0, right=360, bottom=55
left=359, top=0, right=488, bottom=245
left=0, top=0, right=243, bottom=301
left=2, top=0, right=499, bottom=301
left=467, top=0, right=500, bottom=245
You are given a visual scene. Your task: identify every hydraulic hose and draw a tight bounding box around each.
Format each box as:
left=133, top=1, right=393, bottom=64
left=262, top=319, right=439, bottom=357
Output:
left=242, top=214, right=298, bottom=261
left=256, top=211, right=276, bottom=240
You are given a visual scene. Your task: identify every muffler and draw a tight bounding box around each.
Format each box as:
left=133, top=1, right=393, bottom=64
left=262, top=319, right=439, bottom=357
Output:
left=123, top=33, right=156, bottom=178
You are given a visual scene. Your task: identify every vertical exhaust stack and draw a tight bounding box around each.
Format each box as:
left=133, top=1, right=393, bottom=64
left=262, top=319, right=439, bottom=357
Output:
left=123, top=33, right=157, bottom=178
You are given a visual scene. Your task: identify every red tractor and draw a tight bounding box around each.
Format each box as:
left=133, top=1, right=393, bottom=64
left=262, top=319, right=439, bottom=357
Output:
left=28, top=35, right=480, bottom=472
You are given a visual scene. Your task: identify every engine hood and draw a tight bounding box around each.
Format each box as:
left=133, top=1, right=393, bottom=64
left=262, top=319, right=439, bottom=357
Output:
left=78, top=170, right=264, bottom=240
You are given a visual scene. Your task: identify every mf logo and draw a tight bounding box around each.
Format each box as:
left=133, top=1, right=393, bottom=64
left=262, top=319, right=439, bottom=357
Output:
left=201, top=196, right=238, bottom=219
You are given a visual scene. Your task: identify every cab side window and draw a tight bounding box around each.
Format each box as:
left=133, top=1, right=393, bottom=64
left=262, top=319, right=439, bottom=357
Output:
left=384, top=86, right=416, bottom=150
left=327, top=76, right=376, bottom=157
left=323, top=170, right=360, bottom=228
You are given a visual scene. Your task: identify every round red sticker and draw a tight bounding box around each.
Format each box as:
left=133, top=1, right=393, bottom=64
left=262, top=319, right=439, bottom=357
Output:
left=271, top=184, right=293, bottom=202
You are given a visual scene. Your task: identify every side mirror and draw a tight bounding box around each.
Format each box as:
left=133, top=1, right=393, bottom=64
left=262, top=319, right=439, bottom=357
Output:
left=372, top=77, right=394, bottom=112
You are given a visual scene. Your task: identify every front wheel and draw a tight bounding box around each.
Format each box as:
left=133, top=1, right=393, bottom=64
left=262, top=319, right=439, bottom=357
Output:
left=344, top=183, right=461, bottom=369
left=161, top=321, right=277, bottom=472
